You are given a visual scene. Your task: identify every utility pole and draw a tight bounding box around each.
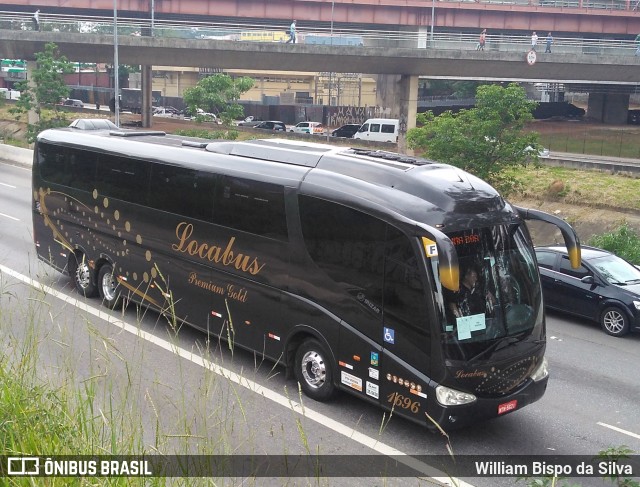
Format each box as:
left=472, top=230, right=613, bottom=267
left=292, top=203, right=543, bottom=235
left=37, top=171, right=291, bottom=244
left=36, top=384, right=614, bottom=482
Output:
left=113, top=0, right=119, bottom=127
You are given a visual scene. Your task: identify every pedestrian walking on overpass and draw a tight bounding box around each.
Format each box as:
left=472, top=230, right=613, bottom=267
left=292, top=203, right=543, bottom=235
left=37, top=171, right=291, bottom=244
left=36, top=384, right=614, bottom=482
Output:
left=286, top=20, right=297, bottom=44
left=545, top=32, right=553, bottom=53
left=32, top=9, right=40, bottom=31
left=531, top=31, right=538, bottom=51
left=478, top=29, right=486, bottom=51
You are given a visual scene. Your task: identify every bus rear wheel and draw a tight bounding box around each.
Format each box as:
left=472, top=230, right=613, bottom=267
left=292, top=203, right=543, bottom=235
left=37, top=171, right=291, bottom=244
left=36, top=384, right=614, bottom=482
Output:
left=294, top=339, right=335, bottom=401
left=98, top=264, right=121, bottom=309
left=70, top=252, right=97, bottom=298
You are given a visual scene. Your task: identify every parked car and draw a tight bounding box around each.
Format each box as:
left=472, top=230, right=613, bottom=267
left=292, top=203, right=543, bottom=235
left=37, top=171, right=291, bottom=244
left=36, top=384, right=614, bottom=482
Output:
left=153, top=106, right=181, bottom=117
left=62, top=98, right=84, bottom=108
left=290, top=121, right=324, bottom=134
left=535, top=245, right=640, bottom=336
left=253, top=121, right=286, bottom=132
left=331, top=123, right=361, bottom=138
left=525, top=145, right=550, bottom=158
left=238, top=116, right=264, bottom=127
left=69, top=118, right=118, bottom=130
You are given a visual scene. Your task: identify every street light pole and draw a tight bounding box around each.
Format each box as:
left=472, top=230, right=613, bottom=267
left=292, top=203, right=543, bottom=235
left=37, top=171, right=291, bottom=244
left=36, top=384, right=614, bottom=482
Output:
left=430, top=0, right=435, bottom=45
left=326, top=0, right=335, bottom=141
left=113, top=0, right=120, bottom=127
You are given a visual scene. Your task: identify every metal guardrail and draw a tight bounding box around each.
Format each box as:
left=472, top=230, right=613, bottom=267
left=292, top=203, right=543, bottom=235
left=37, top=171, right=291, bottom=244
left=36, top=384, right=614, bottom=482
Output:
left=0, top=10, right=638, bottom=58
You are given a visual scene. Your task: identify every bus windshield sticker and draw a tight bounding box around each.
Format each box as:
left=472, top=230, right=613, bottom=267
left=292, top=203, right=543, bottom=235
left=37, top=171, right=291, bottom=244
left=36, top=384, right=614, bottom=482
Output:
left=456, top=313, right=486, bottom=340
left=421, top=237, right=438, bottom=257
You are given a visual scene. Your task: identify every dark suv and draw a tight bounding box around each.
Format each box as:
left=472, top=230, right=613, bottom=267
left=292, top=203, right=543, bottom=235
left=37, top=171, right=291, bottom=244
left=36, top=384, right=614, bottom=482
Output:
left=535, top=245, right=640, bottom=336
left=254, top=121, right=286, bottom=132
left=331, top=124, right=361, bottom=138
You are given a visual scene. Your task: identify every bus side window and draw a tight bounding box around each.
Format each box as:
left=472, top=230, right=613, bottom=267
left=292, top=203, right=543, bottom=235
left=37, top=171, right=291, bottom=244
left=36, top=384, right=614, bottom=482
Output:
left=96, top=154, right=151, bottom=206
left=38, top=145, right=98, bottom=191
left=148, top=164, right=215, bottom=221
left=38, top=143, right=68, bottom=185
left=299, top=195, right=385, bottom=319
left=213, top=176, right=287, bottom=240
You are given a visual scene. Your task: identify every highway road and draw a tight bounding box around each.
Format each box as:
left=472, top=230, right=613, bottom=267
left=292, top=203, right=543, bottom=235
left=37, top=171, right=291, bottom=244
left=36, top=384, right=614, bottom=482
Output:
left=1, top=160, right=639, bottom=486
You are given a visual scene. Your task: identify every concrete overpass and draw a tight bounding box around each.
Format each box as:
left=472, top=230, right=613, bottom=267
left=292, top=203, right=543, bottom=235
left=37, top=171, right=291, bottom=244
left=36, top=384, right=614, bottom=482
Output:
left=2, top=28, right=639, bottom=142
left=1, top=0, right=640, bottom=36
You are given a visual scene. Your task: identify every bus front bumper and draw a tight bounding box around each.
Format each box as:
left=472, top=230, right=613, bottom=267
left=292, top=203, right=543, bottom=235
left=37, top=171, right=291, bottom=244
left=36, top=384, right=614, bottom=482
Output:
left=429, top=377, right=548, bottom=430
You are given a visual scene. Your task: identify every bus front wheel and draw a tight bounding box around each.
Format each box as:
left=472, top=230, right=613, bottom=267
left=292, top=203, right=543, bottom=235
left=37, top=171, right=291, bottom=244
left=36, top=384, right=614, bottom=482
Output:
left=98, top=264, right=121, bottom=309
left=295, top=339, right=335, bottom=401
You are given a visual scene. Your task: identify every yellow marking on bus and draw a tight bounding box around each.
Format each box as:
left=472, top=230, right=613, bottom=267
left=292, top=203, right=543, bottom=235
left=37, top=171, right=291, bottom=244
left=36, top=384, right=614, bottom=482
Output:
left=568, top=245, right=581, bottom=269
left=116, top=278, right=162, bottom=308
left=440, top=264, right=460, bottom=292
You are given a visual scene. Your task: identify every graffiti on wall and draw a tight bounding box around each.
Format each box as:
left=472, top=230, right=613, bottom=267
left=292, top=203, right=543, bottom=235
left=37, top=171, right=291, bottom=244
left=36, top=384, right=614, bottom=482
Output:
left=327, top=106, right=393, bottom=127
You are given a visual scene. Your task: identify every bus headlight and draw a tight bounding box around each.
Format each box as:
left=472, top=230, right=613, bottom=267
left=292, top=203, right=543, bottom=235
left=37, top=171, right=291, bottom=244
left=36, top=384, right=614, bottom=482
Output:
left=435, top=385, right=476, bottom=406
left=530, top=357, right=549, bottom=382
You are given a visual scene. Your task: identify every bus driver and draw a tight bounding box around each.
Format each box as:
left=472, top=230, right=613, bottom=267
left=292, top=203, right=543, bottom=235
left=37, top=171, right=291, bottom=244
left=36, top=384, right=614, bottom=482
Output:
left=449, top=266, right=496, bottom=318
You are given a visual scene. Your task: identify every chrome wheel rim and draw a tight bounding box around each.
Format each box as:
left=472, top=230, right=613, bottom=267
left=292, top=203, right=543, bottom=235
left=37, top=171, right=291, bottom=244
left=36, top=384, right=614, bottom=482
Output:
left=603, top=310, right=624, bottom=334
left=75, top=261, right=91, bottom=290
left=301, top=350, right=326, bottom=389
left=101, top=270, right=117, bottom=302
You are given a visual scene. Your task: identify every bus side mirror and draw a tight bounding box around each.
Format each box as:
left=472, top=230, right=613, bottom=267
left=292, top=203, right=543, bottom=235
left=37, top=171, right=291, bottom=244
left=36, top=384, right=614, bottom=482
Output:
left=419, top=230, right=459, bottom=292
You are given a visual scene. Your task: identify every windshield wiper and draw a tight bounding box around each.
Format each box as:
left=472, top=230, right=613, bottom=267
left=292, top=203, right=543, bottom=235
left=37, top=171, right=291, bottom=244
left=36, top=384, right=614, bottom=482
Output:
left=464, top=336, right=521, bottom=365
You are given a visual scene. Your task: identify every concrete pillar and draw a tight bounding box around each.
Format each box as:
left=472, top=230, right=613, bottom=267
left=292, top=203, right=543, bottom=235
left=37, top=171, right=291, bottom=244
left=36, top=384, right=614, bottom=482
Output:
left=587, top=93, right=605, bottom=122
left=603, top=93, right=629, bottom=124
left=375, top=74, right=418, bottom=154
left=587, top=92, right=629, bottom=124
left=26, top=61, right=39, bottom=127
left=141, top=65, right=153, bottom=128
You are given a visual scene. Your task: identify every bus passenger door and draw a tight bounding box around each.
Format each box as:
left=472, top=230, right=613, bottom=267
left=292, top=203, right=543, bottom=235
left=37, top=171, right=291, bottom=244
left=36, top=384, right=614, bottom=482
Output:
left=378, top=231, right=432, bottom=424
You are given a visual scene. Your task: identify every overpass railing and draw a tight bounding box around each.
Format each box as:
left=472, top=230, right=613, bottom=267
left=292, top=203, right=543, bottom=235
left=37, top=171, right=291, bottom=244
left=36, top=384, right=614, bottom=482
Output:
left=0, top=10, right=638, bottom=57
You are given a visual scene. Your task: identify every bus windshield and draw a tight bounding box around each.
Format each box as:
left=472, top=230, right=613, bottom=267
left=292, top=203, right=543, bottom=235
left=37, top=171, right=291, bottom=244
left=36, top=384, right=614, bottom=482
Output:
left=432, top=224, right=542, bottom=361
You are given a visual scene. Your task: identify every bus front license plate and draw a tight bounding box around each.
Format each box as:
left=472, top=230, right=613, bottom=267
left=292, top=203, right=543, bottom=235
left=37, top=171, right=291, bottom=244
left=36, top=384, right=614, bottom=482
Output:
left=498, top=400, right=517, bottom=415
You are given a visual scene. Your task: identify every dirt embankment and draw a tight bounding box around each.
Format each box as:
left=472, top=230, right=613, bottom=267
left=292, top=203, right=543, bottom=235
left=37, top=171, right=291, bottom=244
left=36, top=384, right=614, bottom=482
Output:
left=509, top=198, right=640, bottom=246
left=0, top=120, right=27, bottom=141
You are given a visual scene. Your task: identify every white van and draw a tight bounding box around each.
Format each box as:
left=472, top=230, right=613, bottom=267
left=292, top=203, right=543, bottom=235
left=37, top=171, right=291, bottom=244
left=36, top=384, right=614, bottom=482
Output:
left=353, top=118, right=399, bottom=143
left=0, top=88, right=20, bottom=100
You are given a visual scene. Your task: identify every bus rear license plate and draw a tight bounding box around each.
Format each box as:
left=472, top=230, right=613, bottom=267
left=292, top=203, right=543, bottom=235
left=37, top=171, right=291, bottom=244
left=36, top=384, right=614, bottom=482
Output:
left=498, top=400, right=517, bottom=415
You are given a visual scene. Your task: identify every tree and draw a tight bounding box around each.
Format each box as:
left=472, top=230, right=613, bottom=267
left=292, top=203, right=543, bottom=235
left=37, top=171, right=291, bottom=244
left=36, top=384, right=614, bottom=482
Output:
left=10, top=42, right=75, bottom=142
left=407, top=83, right=541, bottom=195
left=183, top=74, right=254, bottom=125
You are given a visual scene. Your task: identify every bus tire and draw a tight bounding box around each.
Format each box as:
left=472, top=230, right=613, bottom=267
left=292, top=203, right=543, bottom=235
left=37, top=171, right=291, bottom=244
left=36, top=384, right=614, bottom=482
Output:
left=294, top=338, right=335, bottom=401
left=70, top=252, right=98, bottom=298
left=98, top=264, right=121, bottom=309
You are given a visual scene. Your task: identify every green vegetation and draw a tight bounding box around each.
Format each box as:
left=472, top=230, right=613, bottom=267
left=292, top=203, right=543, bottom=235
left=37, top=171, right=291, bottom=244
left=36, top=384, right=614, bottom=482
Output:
left=507, top=165, right=640, bottom=212
left=407, top=83, right=541, bottom=195
left=182, top=73, right=254, bottom=125
left=172, top=127, right=240, bottom=140
left=535, top=124, right=640, bottom=159
left=588, top=224, right=640, bottom=264
left=9, top=42, right=73, bottom=142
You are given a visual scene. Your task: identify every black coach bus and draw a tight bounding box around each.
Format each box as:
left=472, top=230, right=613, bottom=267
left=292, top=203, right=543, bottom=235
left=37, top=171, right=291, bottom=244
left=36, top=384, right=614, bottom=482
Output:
left=32, top=125, right=581, bottom=429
